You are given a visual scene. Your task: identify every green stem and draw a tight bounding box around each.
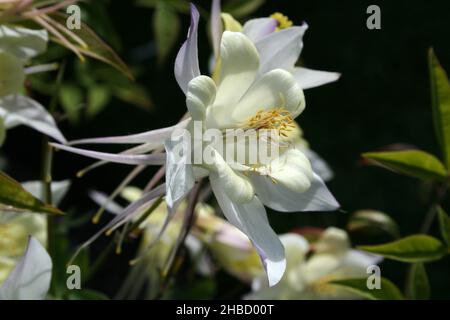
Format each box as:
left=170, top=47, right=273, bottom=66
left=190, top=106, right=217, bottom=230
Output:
left=40, top=62, right=65, bottom=295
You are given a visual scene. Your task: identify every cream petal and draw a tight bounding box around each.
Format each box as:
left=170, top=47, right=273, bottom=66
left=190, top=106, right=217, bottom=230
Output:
left=165, top=134, right=195, bottom=212
left=251, top=171, right=339, bottom=213
left=291, top=67, right=341, bottom=90
left=210, top=177, right=286, bottom=287
left=209, top=149, right=254, bottom=203
left=266, top=148, right=313, bottom=193
left=232, top=69, right=305, bottom=122
left=255, top=25, right=308, bottom=76
left=280, top=233, right=309, bottom=269
left=186, top=76, right=216, bottom=121
left=242, top=18, right=277, bottom=42
left=207, top=32, right=259, bottom=129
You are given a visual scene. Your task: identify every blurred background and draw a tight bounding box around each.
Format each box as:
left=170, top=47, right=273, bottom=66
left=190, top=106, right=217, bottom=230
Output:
left=2, top=0, right=450, bottom=298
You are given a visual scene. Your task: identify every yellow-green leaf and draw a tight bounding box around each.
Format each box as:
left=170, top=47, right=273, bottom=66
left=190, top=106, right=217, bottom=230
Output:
left=358, top=235, right=447, bottom=263
left=437, top=206, right=450, bottom=247
left=0, top=171, right=62, bottom=215
left=406, top=263, right=430, bottom=300
left=429, top=49, right=450, bottom=169
left=153, top=1, right=181, bottom=65
left=331, top=278, right=404, bottom=300
left=363, top=150, right=448, bottom=181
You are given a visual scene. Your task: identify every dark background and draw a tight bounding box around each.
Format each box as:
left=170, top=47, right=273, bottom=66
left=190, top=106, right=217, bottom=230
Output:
left=2, top=0, right=450, bottom=298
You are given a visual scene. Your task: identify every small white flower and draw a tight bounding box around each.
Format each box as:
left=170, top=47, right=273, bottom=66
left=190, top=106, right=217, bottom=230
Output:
left=245, top=228, right=382, bottom=300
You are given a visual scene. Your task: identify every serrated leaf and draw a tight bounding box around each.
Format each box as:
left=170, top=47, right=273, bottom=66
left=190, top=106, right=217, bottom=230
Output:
left=363, top=150, right=448, bottom=181
left=348, top=210, right=400, bottom=238
left=429, top=49, right=450, bottom=169
left=437, top=206, right=450, bottom=247
left=153, top=1, right=181, bottom=65
left=406, top=263, right=430, bottom=300
left=0, top=171, right=62, bottom=215
left=331, top=278, right=404, bottom=300
left=223, top=0, right=265, bottom=18
left=49, top=13, right=133, bottom=80
left=357, top=235, right=447, bottom=263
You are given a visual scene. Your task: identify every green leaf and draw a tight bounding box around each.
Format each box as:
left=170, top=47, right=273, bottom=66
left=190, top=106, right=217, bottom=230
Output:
left=362, top=150, right=448, bottom=181
left=59, top=84, right=84, bottom=124
left=87, top=85, right=111, bottom=118
left=331, top=278, right=404, bottom=300
left=437, top=206, right=450, bottom=247
left=406, top=263, right=430, bottom=300
left=0, top=171, right=62, bottom=215
left=357, top=235, right=447, bottom=263
left=153, top=1, right=181, bottom=65
left=347, top=210, right=400, bottom=238
left=429, top=49, right=450, bottom=169
left=49, top=13, right=134, bottom=80
left=223, top=0, right=265, bottom=18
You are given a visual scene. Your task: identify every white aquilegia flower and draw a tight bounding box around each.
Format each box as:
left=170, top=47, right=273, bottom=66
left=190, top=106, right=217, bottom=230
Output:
left=50, top=5, right=339, bottom=287
left=210, top=0, right=341, bottom=90
left=172, top=5, right=339, bottom=286
left=245, top=228, right=382, bottom=300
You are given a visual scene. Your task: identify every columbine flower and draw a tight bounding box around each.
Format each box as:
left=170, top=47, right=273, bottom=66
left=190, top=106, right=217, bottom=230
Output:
left=210, top=0, right=341, bottom=90
left=50, top=4, right=338, bottom=286
left=171, top=5, right=339, bottom=286
left=245, top=228, right=382, bottom=300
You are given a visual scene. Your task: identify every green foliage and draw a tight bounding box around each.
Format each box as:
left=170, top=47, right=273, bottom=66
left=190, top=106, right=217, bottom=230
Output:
left=358, top=235, right=447, bottom=263
left=363, top=150, right=448, bottom=181
left=429, top=49, right=450, bottom=169
left=331, top=278, right=404, bottom=300
left=59, top=84, right=84, bottom=123
left=154, top=1, right=181, bottom=65
left=437, top=206, right=450, bottom=247
left=347, top=210, right=400, bottom=238
left=406, top=263, right=430, bottom=300
left=49, top=13, right=134, bottom=80
left=0, top=171, right=62, bottom=215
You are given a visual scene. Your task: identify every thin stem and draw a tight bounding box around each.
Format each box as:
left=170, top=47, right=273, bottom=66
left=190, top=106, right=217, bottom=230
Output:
left=157, top=180, right=204, bottom=299
left=41, top=62, right=65, bottom=294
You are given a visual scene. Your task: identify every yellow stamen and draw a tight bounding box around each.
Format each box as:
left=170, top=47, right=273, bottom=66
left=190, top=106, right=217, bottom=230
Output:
left=244, top=107, right=294, bottom=137
left=270, top=12, right=293, bottom=30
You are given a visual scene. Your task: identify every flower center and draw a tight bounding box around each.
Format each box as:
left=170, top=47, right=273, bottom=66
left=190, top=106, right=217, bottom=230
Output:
left=244, top=107, right=295, bottom=137
left=270, top=12, right=293, bottom=30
